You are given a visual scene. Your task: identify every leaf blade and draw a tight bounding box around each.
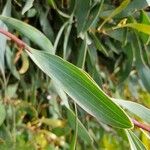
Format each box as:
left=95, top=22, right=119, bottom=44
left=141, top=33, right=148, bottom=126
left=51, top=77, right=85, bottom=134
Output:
left=114, top=99, right=150, bottom=124
left=0, top=16, right=54, bottom=54
left=22, top=0, right=34, bottom=15
left=125, top=130, right=147, bottom=150
left=27, top=48, right=133, bottom=129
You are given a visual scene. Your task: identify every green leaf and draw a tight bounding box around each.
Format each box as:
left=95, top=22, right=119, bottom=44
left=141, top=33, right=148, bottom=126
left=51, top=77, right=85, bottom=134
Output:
left=113, top=99, right=150, bottom=124
left=119, top=23, right=150, bottom=36
left=98, top=0, right=130, bottom=30
left=63, top=15, right=73, bottom=59
left=132, top=34, right=150, bottom=92
left=0, top=102, right=6, bottom=126
left=77, top=34, right=88, bottom=68
left=5, top=46, right=20, bottom=80
left=139, top=10, right=150, bottom=44
left=36, top=3, right=54, bottom=42
left=83, top=0, right=104, bottom=32
left=22, top=0, right=34, bottom=15
left=119, top=43, right=133, bottom=82
left=5, top=83, right=18, bottom=98
left=90, top=33, right=109, bottom=56
left=0, top=0, right=11, bottom=79
left=52, top=80, right=70, bottom=109
left=125, top=130, right=147, bottom=150
left=54, top=22, right=68, bottom=52
left=26, top=48, right=133, bottom=129
left=74, top=0, right=91, bottom=33
left=66, top=107, right=93, bottom=144
left=119, top=0, right=150, bottom=17
left=0, top=16, right=54, bottom=54
left=146, top=0, right=150, bottom=5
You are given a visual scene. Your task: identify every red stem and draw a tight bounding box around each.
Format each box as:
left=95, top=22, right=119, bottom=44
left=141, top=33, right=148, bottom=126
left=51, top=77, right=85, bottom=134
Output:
left=132, top=119, right=150, bottom=132
left=0, top=28, right=30, bottom=52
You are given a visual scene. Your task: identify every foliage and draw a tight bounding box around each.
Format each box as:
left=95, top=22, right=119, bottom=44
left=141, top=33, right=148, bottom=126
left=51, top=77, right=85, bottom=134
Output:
left=0, top=0, right=150, bottom=149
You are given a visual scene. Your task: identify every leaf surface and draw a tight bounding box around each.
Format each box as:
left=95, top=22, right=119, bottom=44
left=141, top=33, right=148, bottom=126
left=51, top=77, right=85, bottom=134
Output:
left=26, top=48, right=133, bottom=129
left=0, top=16, right=54, bottom=54
left=114, top=99, right=150, bottom=124
left=125, top=130, right=147, bottom=150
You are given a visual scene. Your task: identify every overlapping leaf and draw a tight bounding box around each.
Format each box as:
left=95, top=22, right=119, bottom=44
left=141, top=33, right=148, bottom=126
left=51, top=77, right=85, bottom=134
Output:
left=114, top=99, right=150, bottom=124
left=125, top=130, right=147, bottom=150
left=0, top=15, right=54, bottom=54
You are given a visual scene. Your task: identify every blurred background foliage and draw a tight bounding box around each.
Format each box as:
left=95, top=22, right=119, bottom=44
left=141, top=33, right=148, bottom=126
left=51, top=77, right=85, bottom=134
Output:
left=0, top=0, right=150, bottom=149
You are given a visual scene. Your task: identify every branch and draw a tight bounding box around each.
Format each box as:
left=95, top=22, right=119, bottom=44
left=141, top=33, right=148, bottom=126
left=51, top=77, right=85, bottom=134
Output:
left=0, top=28, right=30, bottom=52
left=132, top=119, right=150, bottom=132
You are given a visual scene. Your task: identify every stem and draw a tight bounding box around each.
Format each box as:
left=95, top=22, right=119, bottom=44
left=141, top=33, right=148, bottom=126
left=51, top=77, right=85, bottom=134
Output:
left=132, top=119, right=150, bottom=132
left=0, top=28, right=25, bottom=47
left=0, top=28, right=30, bottom=52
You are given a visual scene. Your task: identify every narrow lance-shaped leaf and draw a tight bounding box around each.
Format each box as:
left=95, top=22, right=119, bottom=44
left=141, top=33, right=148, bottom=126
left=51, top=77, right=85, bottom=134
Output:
left=0, top=16, right=54, bottom=54
left=26, top=48, right=133, bottom=129
left=0, top=102, right=6, bottom=126
left=139, top=10, right=150, bottom=44
left=0, top=0, right=11, bottom=79
left=98, top=0, right=130, bottom=30
left=113, top=99, right=150, bottom=124
left=132, top=34, right=150, bottom=92
left=119, top=0, right=150, bottom=17
left=116, top=23, right=150, bottom=36
left=74, top=0, right=91, bottom=34
left=22, top=0, right=34, bottom=15
left=53, top=81, right=93, bottom=143
left=125, top=130, right=147, bottom=150
left=66, top=108, right=93, bottom=144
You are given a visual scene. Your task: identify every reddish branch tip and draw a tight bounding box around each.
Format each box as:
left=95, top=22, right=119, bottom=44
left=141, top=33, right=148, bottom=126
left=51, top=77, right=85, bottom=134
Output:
left=132, top=119, right=150, bottom=132
left=0, top=28, right=26, bottom=49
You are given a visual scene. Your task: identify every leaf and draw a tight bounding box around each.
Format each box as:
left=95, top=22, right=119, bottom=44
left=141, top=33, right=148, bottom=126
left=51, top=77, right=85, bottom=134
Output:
left=52, top=80, right=70, bottom=108
left=90, top=33, right=109, bottom=56
left=119, top=0, right=150, bottom=17
left=22, top=0, right=34, bottom=15
left=26, top=48, right=133, bottom=129
left=36, top=3, right=54, bottom=42
left=0, top=16, right=54, bottom=54
left=63, top=15, right=73, bottom=59
left=74, top=0, right=91, bottom=33
left=98, top=0, right=130, bottom=30
left=132, top=34, right=150, bottom=92
left=5, top=46, right=20, bottom=80
left=77, top=34, right=88, bottom=68
left=5, top=83, right=18, bottom=98
left=113, top=99, right=150, bottom=124
left=52, top=81, right=93, bottom=143
left=146, top=0, right=150, bottom=5
left=0, top=102, right=6, bottom=126
left=54, top=22, right=68, bottom=52
left=83, top=0, right=104, bottom=32
left=118, top=43, right=133, bottom=82
left=141, top=130, right=150, bottom=149
left=40, top=118, right=65, bottom=128
left=19, top=52, right=29, bottom=74
left=125, top=130, right=147, bottom=150
left=66, top=108, right=93, bottom=144
left=139, top=10, right=150, bottom=44
left=0, top=0, right=11, bottom=78
left=119, top=23, right=150, bottom=36
left=87, top=44, right=103, bottom=87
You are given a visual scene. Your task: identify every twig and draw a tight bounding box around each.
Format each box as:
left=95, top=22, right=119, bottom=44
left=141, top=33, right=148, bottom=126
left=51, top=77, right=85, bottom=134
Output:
left=132, top=119, right=150, bottom=132
left=0, top=28, right=30, bottom=52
